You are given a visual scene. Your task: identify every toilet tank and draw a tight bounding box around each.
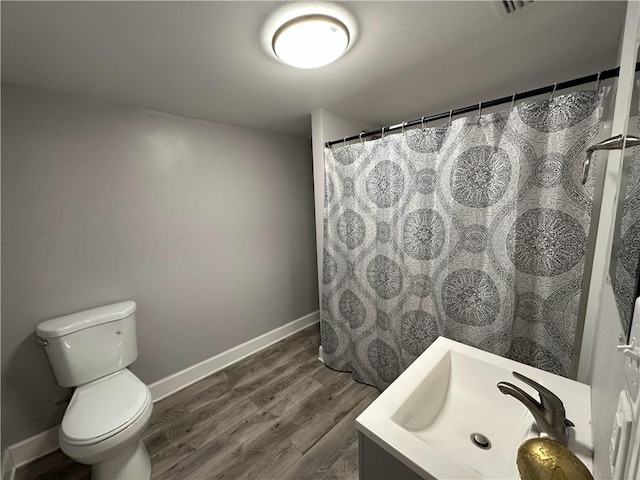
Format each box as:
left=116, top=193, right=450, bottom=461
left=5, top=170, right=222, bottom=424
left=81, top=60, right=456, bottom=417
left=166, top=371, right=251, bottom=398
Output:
left=36, top=301, right=139, bottom=387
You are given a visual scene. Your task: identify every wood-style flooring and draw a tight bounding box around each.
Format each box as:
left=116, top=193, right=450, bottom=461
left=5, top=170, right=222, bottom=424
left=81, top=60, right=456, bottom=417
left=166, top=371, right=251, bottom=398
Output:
left=15, top=324, right=379, bottom=480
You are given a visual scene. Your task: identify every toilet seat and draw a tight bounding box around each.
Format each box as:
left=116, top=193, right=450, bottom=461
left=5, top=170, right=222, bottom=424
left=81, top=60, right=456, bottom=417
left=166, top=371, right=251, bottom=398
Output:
left=60, top=369, right=151, bottom=446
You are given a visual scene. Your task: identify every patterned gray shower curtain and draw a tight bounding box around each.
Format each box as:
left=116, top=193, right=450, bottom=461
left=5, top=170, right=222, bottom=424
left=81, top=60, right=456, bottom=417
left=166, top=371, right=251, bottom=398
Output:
left=321, top=90, right=606, bottom=390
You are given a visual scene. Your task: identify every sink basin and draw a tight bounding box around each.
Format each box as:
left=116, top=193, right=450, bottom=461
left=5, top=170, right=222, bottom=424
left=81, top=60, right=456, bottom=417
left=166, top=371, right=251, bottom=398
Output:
left=356, top=337, right=592, bottom=479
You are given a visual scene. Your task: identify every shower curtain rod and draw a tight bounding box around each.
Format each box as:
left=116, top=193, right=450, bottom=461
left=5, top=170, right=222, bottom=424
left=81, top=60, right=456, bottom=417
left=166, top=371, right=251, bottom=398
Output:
left=325, top=62, right=640, bottom=148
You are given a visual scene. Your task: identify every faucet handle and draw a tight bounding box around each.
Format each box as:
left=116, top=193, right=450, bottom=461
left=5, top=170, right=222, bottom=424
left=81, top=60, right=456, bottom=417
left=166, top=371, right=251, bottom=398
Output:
left=512, top=372, right=566, bottom=415
left=498, top=371, right=574, bottom=446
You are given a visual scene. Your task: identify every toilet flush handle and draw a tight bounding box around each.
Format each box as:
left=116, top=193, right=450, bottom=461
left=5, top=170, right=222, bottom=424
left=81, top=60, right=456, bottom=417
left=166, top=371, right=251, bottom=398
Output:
left=35, top=336, right=49, bottom=347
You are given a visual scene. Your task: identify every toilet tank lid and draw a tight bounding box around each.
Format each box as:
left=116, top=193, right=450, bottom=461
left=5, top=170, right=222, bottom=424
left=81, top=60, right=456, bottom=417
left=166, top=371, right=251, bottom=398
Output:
left=36, top=301, right=137, bottom=338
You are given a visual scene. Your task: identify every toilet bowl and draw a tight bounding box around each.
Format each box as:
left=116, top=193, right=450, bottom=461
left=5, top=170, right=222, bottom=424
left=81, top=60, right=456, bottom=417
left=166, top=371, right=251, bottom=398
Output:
left=36, top=301, right=153, bottom=480
left=59, top=370, right=153, bottom=479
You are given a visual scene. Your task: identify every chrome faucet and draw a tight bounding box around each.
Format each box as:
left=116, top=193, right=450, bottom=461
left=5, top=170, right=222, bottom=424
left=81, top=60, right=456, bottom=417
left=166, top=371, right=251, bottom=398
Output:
left=497, top=371, right=574, bottom=446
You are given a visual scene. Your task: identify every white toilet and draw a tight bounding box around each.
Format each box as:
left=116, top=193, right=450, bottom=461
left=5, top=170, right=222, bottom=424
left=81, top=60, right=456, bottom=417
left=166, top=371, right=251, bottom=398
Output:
left=36, top=301, right=153, bottom=480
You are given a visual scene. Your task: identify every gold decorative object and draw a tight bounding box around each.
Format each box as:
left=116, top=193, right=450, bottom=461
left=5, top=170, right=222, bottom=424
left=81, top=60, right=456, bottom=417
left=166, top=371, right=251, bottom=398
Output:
left=516, top=438, right=594, bottom=480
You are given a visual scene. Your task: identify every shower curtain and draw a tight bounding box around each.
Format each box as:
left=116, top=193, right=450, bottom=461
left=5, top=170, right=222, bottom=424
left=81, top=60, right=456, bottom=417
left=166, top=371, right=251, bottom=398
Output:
left=321, top=90, right=606, bottom=389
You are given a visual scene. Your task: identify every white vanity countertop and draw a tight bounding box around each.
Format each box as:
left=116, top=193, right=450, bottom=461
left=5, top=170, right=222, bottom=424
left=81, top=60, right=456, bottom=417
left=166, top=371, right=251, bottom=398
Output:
left=356, top=337, right=593, bottom=480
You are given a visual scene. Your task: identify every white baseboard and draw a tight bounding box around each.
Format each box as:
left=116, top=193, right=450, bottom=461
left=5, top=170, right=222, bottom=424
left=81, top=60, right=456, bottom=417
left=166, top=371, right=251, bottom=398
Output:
left=2, top=448, right=15, bottom=480
left=148, top=310, right=319, bottom=401
left=6, top=426, right=58, bottom=471
left=4, top=311, right=320, bottom=471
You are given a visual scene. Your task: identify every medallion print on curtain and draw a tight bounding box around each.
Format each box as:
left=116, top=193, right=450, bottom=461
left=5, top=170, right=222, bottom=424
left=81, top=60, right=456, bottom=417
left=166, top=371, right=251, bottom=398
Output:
left=321, top=90, right=606, bottom=389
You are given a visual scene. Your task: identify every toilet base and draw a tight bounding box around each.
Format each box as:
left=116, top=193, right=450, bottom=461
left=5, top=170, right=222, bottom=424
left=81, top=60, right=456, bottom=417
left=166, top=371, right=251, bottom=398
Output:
left=92, top=440, right=151, bottom=480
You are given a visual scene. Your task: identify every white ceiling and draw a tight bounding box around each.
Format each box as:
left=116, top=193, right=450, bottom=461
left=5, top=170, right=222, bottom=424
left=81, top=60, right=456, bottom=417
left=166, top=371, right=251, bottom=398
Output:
left=1, top=1, right=627, bottom=138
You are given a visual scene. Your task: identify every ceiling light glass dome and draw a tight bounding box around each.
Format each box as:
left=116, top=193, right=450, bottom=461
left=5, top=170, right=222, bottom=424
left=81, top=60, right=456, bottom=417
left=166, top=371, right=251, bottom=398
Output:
left=272, top=14, right=350, bottom=69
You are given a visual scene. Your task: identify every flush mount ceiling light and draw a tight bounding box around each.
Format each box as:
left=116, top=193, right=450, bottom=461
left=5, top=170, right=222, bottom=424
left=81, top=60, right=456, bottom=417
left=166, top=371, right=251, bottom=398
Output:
left=262, top=3, right=356, bottom=70
left=272, top=14, right=350, bottom=69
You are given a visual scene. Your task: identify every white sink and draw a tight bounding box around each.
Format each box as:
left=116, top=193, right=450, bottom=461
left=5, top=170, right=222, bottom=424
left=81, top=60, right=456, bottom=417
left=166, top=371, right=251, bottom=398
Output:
left=356, top=337, right=593, bottom=479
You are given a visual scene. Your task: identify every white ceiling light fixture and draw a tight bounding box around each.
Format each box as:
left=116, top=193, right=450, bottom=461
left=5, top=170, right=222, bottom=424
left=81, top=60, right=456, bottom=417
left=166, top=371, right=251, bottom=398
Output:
left=262, top=3, right=357, bottom=70
left=272, top=14, right=349, bottom=69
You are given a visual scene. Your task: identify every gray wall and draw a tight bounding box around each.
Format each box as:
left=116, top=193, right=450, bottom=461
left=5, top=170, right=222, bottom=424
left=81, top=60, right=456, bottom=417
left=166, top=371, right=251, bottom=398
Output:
left=1, top=84, right=318, bottom=447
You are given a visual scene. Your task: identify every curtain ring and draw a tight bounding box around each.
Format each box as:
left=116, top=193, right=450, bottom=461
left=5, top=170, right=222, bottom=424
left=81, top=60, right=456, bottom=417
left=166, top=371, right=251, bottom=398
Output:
left=477, top=102, right=482, bottom=118
left=550, top=82, right=557, bottom=100
left=381, top=126, right=386, bottom=139
left=343, top=136, right=348, bottom=147
left=401, top=121, right=408, bottom=136
left=359, top=131, right=365, bottom=144
left=511, top=92, right=517, bottom=109
left=448, top=109, right=453, bottom=126
left=596, top=70, right=602, bottom=91
left=421, top=116, right=427, bottom=131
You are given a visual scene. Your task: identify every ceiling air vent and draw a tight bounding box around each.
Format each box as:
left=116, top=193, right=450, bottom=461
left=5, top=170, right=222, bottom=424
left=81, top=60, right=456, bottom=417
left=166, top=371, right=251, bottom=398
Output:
left=494, top=0, right=533, bottom=18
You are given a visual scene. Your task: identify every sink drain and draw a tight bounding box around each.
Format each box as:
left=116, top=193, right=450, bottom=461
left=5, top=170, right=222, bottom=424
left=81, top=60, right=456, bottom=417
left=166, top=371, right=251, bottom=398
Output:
left=470, top=433, right=491, bottom=450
